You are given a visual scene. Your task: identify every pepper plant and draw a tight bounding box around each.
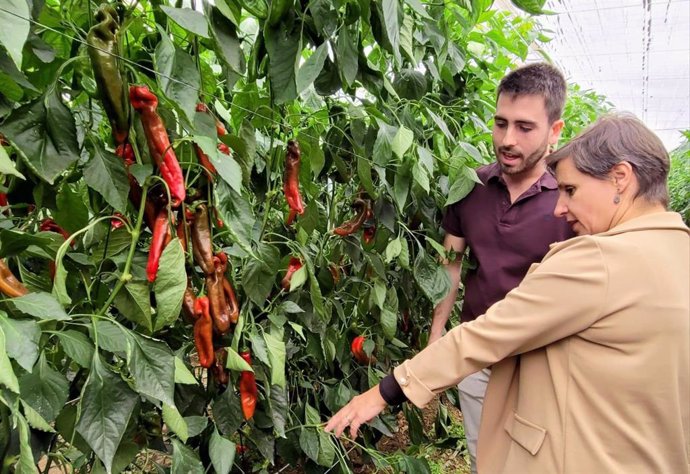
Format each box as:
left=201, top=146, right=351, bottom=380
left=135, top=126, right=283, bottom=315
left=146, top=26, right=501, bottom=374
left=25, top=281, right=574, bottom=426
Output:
left=0, top=0, right=607, bottom=472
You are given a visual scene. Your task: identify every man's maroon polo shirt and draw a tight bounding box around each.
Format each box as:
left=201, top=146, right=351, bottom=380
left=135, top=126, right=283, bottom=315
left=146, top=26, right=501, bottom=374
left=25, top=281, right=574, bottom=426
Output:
left=442, top=162, right=574, bottom=323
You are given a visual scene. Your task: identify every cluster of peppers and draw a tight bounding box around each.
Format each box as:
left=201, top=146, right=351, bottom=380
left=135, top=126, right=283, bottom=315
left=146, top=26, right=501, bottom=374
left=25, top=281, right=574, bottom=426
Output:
left=86, top=6, right=257, bottom=419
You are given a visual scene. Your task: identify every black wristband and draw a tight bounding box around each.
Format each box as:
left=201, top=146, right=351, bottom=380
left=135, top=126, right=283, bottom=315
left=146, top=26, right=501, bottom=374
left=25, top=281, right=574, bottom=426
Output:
left=379, top=373, right=408, bottom=405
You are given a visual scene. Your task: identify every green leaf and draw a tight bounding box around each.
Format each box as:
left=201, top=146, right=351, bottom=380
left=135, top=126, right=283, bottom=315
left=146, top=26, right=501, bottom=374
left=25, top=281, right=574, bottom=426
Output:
left=54, top=181, right=90, bottom=234
left=155, top=25, right=200, bottom=124
left=209, top=428, right=236, bottom=474
left=0, top=325, right=19, bottom=393
left=393, top=69, right=427, bottom=100
left=457, top=141, right=483, bottom=162
left=264, top=331, right=286, bottom=388
left=162, top=404, right=189, bottom=442
left=10, top=292, right=69, bottom=321
left=393, top=164, right=411, bottom=210
left=414, top=251, right=451, bottom=305
left=288, top=265, right=307, bottom=291
left=446, top=174, right=477, bottom=206
left=0, top=0, right=30, bottom=69
left=208, top=6, right=244, bottom=74
left=392, top=125, right=414, bottom=159
left=308, top=262, right=327, bottom=320
left=380, top=307, right=397, bottom=340
left=225, top=347, right=253, bottom=372
left=412, top=160, right=430, bottom=193
left=511, top=0, right=545, bottom=14
left=427, top=110, right=453, bottom=140
left=213, top=387, right=243, bottom=436
left=0, top=314, right=39, bottom=372
left=296, top=42, right=328, bottom=94
left=299, top=427, right=319, bottom=463
left=242, top=243, right=280, bottom=306
left=0, top=91, right=80, bottom=184
left=160, top=6, right=210, bottom=38
left=174, top=357, right=198, bottom=385
left=22, top=401, right=55, bottom=433
left=0, top=144, right=25, bottom=179
left=76, top=355, right=138, bottom=474
left=153, top=239, right=186, bottom=332
left=19, top=354, right=68, bottom=424
left=113, top=281, right=152, bottom=332
left=56, top=330, right=94, bottom=368
left=399, top=14, right=415, bottom=63
left=373, top=279, right=386, bottom=309
left=269, top=385, right=288, bottom=438
left=171, top=438, right=204, bottom=474
left=373, top=120, right=397, bottom=166
left=84, top=145, right=130, bottom=214
left=403, top=0, right=432, bottom=19
left=14, top=412, right=35, bottom=473
left=128, top=333, right=175, bottom=406
left=214, top=182, right=256, bottom=257
left=317, top=430, right=336, bottom=466
left=381, top=0, right=401, bottom=63
left=385, top=237, right=402, bottom=263
left=336, top=27, right=358, bottom=88
left=357, top=156, right=377, bottom=199
left=93, top=320, right=129, bottom=353
left=194, top=136, right=242, bottom=193
left=398, top=236, right=410, bottom=269
left=264, top=23, right=300, bottom=104
left=185, top=416, right=208, bottom=438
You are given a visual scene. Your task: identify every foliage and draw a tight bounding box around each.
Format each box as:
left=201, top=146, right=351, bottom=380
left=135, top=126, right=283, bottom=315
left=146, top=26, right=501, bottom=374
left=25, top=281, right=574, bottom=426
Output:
left=669, top=131, right=690, bottom=223
left=0, top=0, right=604, bottom=471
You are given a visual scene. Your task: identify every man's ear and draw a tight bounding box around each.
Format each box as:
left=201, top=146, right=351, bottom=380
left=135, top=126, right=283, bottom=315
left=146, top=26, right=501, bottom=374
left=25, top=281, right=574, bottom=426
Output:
left=610, top=161, right=635, bottom=191
left=549, top=119, right=565, bottom=145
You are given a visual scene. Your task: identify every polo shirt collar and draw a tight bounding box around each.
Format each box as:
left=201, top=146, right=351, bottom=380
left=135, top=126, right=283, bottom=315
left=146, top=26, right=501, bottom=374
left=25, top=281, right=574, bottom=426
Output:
left=485, top=162, right=558, bottom=190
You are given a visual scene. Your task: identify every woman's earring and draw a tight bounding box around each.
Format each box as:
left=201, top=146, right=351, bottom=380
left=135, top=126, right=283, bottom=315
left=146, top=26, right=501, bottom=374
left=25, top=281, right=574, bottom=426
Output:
left=613, top=192, right=621, bottom=204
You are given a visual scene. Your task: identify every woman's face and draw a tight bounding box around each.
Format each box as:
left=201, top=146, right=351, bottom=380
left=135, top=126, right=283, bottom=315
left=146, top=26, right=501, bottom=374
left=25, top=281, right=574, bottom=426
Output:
left=553, top=157, right=618, bottom=236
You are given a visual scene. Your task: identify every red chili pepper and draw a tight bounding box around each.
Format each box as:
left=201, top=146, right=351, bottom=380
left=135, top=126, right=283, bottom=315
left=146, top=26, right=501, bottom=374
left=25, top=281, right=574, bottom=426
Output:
left=362, top=225, right=376, bottom=245
left=211, top=348, right=229, bottom=385
left=146, top=209, right=170, bottom=283
left=129, top=85, right=186, bottom=207
left=283, top=140, right=304, bottom=223
left=111, top=212, right=127, bottom=230
left=215, top=252, right=239, bottom=324
left=207, top=256, right=231, bottom=334
left=236, top=444, right=248, bottom=454
left=351, top=335, right=373, bottom=364
left=193, top=296, right=215, bottom=368
left=239, top=351, right=258, bottom=420
left=0, top=194, right=8, bottom=207
left=181, top=283, right=197, bottom=324
left=333, top=198, right=370, bottom=236
left=40, top=218, right=72, bottom=242
left=281, top=257, right=302, bottom=290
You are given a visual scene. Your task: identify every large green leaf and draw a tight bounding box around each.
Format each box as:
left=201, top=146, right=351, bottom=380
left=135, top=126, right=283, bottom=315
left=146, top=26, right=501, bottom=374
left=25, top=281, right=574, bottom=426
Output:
left=113, top=281, right=152, bottom=332
left=153, top=238, right=186, bottom=331
left=10, top=292, right=69, bottom=321
left=0, top=91, right=80, bottom=184
left=76, top=356, right=138, bottom=474
left=19, top=354, right=68, bottom=424
left=296, top=42, right=328, bottom=94
left=214, top=182, right=256, bottom=257
left=212, top=387, right=243, bottom=436
left=208, top=6, right=244, bottom=74
left=171, top=438, right=204, bottom=474
left=264, top=331, right=286, bottom=388
left=54, top=181, right=90, bottom=234
left=381, top=0, right=401, bottom=64
left=264, top=22, right=300, bottom=104
left=414, top=251, right=451, bottom=305
left=56, top=330, right=94, bottom=368
left=194, top=135, right=242, bottom=193
left=0, top=0, right=30, bottom=69
left=209, top=428, right=236, bottom=474
left=84, top=145, right=130, bottom=214
left=336, top=27, right=359, bottom=88
left=0, top=325, right=19, bottom=393
left=373, top=120, right=397, bottom=166
left=269, top=385, right=288, bottom=438
left=14, top=411, right=35, bottom=473
left=127, top=333, right=175, bottom=406
left=242, top=243, right=280, bottom=306
left=0, top=313, right=40, bottom=372
left=446, top=173, right=478, bottom=206
left=511, top=0, right=546, bottom=15
left=155, top=26, right=200, bottom=124
left=162, top=403, right=189, bottom=442
left=160, top=6, right=210, bottom=38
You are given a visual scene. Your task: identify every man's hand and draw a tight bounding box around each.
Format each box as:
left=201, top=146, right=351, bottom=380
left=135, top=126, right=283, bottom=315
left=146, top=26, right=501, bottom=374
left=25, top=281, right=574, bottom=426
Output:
left=324, top=385, right=388, bottom=438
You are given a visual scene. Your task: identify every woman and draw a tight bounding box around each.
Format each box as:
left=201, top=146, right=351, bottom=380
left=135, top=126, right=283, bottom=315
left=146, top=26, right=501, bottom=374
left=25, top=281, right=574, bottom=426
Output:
left=326, top=114, right=689, bottom=473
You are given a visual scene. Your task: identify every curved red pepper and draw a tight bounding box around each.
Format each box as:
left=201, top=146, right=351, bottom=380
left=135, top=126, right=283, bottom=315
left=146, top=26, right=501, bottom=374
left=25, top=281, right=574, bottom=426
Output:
left=333, top=198, right=370, bottom=236
left=215, top=252, right=239, bottom=324
left=351, top=335, right=373, bottom=364
left=129, top=85, right=185, bottom=207
left=283, top=140, right=304, bottom=223
left=146, top=209, right=170, bottom=283
left=239, top=351, right=258, bottom=420
left=281, top=257, right=302, bottom=290
left=193, top=296, right=215, bottom=368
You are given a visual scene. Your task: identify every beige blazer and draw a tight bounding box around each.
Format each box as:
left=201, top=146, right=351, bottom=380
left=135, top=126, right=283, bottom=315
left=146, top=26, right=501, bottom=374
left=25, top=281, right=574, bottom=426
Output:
left=394, top=212, right=689, bottom=473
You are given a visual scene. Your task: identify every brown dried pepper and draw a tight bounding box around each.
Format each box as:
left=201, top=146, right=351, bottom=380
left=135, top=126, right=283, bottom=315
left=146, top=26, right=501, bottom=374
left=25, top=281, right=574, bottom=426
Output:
left=146, top=209, right=170, bottom=283
left=0, top=259, right=28, bottom=298
left=239, top=351, right=258, bottom=420
left=283, top=140, right=304, bottom=224
left=193, top=296, right=215, bottom=368
left=281, top=257, right=302, bottom=290
left=191, top=204, right=215, bottom=275
left=129, top=85, right=186, bottom=207
left=333, top=198, right=370, bottom=236
left=206, top=269, right=231, bottom=334
left=211, top=348, right=229, bottom=385
left=216, top=252, right=239, bottom=324
left=181, top=282, right=197, bottom=324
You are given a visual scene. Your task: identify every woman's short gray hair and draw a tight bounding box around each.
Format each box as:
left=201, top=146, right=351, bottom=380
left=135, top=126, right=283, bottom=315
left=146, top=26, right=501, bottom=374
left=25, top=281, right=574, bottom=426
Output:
left=547, top=113, right=670, bottom=207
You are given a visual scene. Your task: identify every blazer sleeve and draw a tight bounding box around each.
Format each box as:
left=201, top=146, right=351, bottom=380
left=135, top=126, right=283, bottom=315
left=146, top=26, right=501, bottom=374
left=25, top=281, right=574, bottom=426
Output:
left=393, top=236, right=609, bottom=407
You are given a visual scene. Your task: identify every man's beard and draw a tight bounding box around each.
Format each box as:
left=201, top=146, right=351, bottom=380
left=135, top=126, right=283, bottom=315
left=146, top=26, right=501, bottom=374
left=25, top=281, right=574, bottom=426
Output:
left=496, top=139, right=549, bottom=176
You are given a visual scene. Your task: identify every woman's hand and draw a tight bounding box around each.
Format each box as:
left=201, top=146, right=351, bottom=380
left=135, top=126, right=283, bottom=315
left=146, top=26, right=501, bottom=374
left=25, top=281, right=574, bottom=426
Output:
left=324, top=385, right=388, bottom=438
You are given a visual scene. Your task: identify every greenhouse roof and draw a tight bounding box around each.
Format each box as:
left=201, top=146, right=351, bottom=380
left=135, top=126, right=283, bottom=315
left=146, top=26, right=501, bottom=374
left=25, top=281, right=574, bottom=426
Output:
left=496, top=0, right=690, bottom=150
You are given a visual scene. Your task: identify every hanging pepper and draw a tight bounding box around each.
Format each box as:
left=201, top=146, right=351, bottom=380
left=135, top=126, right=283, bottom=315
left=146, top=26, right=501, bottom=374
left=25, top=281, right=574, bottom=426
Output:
left=281, top=257, right=302, bottom=290
left=111, top=212, right=127, bottom=230
left=0, top=259, right=28, bottom=298
left=216, top=252, right=239, bottom=324
left=193, top=296, right=215, bottom=368
left=211, top=348, right=229, bottom=385
left=0, top=194, right=8, bottom=207
left=86, top=4, right=130, bottom=144
left=351, top=335, right=373, bottom=364
left=181, top=282, right=197, bottom=324
left=328, top=263, right=341, bottom=285
left=116, top=143, right=159, bottom=230
left=283, top=140, right=304, bottom=224
left=146, top=209, right=170, bottom=283
left=40, top=219, right=72, bottom=243
left=333, top=198, right=371, bottom=236
left=191, top=204, right=215, bottom=275
left=362, top=225, right=376, bottom=245
left=129, top=85, right=186, bottom=207
left=206, top=257, right=231, bottom=334
left=239, top=351, right=258, bottom=420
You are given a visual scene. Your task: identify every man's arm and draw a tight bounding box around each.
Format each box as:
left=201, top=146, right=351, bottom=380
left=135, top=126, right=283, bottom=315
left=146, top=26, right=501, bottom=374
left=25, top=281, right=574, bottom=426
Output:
left=428, top=234, right=466, bottom=345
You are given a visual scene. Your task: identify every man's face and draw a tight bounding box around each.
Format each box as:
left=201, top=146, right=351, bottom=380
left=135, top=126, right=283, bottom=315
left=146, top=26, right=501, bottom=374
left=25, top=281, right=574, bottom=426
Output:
left=492, top=93, right=563, bottom=176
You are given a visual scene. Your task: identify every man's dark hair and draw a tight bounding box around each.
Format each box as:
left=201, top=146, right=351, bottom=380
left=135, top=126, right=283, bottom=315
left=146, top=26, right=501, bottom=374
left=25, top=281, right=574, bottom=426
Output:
left=497, top=63, right=567, bottom=123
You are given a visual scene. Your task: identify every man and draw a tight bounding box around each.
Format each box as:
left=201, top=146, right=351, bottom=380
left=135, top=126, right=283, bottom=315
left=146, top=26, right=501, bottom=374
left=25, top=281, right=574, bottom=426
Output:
left=428, top=63, right=574, bottom=474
